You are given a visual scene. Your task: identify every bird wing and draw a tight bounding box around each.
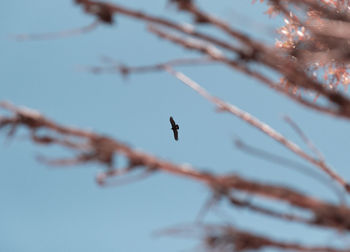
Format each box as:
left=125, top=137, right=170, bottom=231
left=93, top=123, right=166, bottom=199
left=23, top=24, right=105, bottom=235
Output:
left=169, top=116, right=176, bottom=127
left=172, top=128, right=178, bottom=141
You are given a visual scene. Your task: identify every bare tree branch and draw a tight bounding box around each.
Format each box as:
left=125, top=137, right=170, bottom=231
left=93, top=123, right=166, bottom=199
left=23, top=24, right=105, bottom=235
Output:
left=164, top=67, right=350, bottom=193
left=11, top=21, right=99, bottom=41
left=2, top=101, right=350, bottom=232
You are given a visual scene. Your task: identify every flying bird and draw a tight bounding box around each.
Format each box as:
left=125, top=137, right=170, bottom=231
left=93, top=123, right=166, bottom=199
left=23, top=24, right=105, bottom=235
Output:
left=169, top=116, right=179, bottom=141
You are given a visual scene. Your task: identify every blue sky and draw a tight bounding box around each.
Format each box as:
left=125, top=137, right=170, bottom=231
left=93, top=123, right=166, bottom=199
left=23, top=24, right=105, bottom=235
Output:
left=2, top=1, right=350, bottom=251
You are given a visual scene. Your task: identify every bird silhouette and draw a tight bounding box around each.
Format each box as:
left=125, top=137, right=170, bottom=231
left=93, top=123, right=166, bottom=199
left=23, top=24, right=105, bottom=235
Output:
left=169, top=116, right=179, bottom=141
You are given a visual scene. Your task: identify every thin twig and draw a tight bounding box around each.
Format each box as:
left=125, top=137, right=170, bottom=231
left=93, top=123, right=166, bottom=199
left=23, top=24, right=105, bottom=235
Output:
left=234, top=138, right=344, bottom=203
left=2, top=101, right=350, bottom=230
left=164, top=67, right=350, bottom=192
left=80, top=57, right=214, bottom=76
left=147, top=25, right=350, bottom=120
left=284, top=115, right=325, bottom=161
left=11, top=21, right=99, bottom=41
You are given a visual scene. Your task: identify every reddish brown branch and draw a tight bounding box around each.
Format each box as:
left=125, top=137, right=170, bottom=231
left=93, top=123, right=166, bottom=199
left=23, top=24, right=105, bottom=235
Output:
left=160, top=225, right=350, bottom=252
left=203, top=225, right=350, bottom=252
left=65, top=1, right=350, bottom=119
left=76, top=0, right=350, bottom=112
left=147, top=25, right=350, bottom=120
left=234, top=138, right=344, bottom=202
left=2, top=101, right=350, bottom=232
left=164, top=67, right=350, bottom=193
left=227, top=194, right=312, bottom=224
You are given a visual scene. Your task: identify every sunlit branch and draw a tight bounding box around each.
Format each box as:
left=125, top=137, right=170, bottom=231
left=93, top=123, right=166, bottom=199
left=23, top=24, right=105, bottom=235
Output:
left=165, top=67, right=350, bottom=193
left=2, top=101, right=350, bottom=231
left=147, top=25, right=350, bottom=120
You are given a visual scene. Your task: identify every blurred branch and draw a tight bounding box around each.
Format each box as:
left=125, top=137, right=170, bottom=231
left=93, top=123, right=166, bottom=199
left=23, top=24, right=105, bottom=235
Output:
left=73, top=0, right=350, bottom=117
left=2, top=101, right=350, bottom=232
left=17, top=0, right=350, bottom=118
left=7, top=0, right=350, bottom=250
left=159, top=224, right=350, bottom=252
left=147, top=24, right=350, bottom=119
left=164, top=67, right=350, bottom=193
left=284, top=115, right=325, bottom=161
left=11, top=21, right=99, bottom=41
left=79, top=56, right=214, bottom=76
left=234, top=138, right=344, bottom=203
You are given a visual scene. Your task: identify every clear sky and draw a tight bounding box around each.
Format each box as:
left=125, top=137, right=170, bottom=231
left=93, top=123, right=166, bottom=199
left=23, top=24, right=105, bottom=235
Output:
left=2, top=1, right=350, bottom=251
